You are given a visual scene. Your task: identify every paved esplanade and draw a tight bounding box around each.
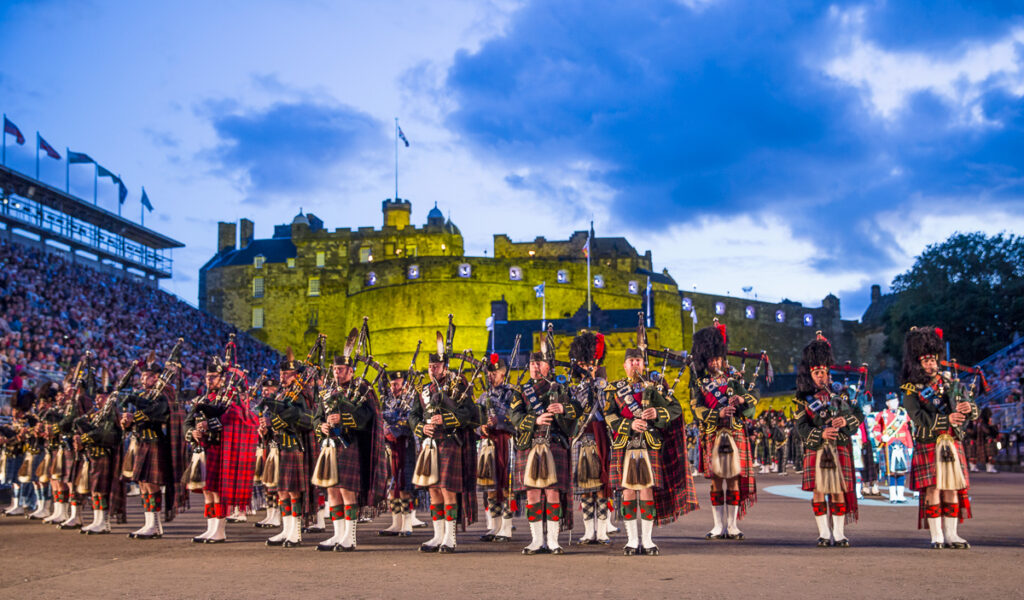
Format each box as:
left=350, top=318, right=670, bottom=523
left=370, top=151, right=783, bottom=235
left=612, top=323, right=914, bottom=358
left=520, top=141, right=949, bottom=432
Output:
left=2, top=473, right=1021, bottom=599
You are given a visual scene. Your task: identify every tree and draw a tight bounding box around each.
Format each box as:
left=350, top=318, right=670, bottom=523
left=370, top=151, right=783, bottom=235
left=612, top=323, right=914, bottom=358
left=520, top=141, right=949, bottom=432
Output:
left=884, top=232, right=1024, bottom=365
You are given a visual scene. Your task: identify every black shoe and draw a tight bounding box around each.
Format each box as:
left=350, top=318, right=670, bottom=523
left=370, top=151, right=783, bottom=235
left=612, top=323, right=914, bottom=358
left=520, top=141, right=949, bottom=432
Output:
left=315, top=543, right=337, bottom=552
left=135, top=533, right=162, bottom=540
left=85, top=529, right=109, bottom=535
left=379, top=529, right=402, bottom=537
left=596, top=538, right=612, bottom=545
left=419, top=543, right=439, bottom=553
left=303, top=526, right=325, bottom=534
left=266, top=539, right=285, bottom=547
left=951, top=541, right=970, bottom=549
left=192, top=536, right=208, bottom=543
left=705, top=532, right=724, bottom=540
left=833, top=539, right=850, bottom=548
left=227, top=518, right=246, bottom=524
left=58, top=522, right=81, bottom=530
left=641, top=545, right=660, bottom=556
left=727, top=532, right=745, bottom=541
left=492, top=535, right=512, bottom=543
left=549, top=547, right=564, bottom=555
left=282, top=540, right=302, bottom=548
left=573, top=536, right=595, bottom=545
left=930, top=542, right=944, bottom=549
left=479, top=533, right=495, bottom=542
left=817, top=538, right=830, bottom=548
left=522, top=546, right=544, bottom=555
left=438, top=544, right=457, bottom=554
left=204, top=538, right=226, bottom=544
left=254, top=522, right=277, bottom=529
left=334, top=543, right=355, bottom=552
left=623, top=545, right=639, bottom=556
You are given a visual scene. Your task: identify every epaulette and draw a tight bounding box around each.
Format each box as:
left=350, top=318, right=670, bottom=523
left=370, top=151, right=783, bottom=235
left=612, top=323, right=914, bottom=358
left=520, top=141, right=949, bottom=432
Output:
left=900, top=383, right=918, bottom=395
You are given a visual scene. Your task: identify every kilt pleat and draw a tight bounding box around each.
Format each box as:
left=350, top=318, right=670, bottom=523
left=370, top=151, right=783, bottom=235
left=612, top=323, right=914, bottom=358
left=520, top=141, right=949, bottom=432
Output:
left=132, top=439, right=173, bottom=486
left=610, top=445, right=664, bottom=490
left=88, top=454, right=114, bottom=496
left=277, top=448, right=306, bottom=494
left=333, top=442, right=364, bottom=492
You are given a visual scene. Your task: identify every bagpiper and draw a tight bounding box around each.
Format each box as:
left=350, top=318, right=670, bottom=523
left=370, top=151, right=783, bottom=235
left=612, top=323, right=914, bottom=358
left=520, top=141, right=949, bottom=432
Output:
left=378, top=367, right=419, bottom=538
left=409, top=316, right=480, bottom=553
left=56, top=353, right=96, bottom=530
left=568, top=330, right=614, bottom=545
left=689, top=320, right=758, bottom=540
left=901, top=326, right=977, bottom=549
left=313, top=328, right=388, bottom=552
left=602, top=316, right=695, bottom=555
left=263, top=342, right=320, bottom=549
left=0, top=390, right=33, bottom=517
left=25, top=384, right=57, bottom=520
left=185, top=336, right=259, bottom=544
left=253, top=375, right=283, bottom=529
left=873, top=392, right=912, bottom=503
left=74, top=367, right=129, bottom=534
left=475, top=351, right=516, bottom=543
left=509, top=326, right=580, bottom=555
left=794, top=333, right=861, bottom=547
left=121, top=341, right=187, bottom=540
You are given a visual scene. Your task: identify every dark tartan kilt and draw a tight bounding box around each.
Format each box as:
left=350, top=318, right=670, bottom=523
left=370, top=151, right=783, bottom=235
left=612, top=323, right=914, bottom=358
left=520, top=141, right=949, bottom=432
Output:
left=980, top=440, right=999, bottom=464
left=909, top=438, right=970, bottom=492
left=571, top=421, right=612, bottom=495
left=801, top=443, right=855, bottom=492
left=435, top=438, right=467, bottom=493
left=963, top=438, right=978, bottom=463
left=386, top=436, right=416, bottom=493
left=202, top=443, right=224, bottom=492
left=88, top=453, right=114, bottom=496
left=514, top=440, right=571, bottom=494
left=277, top=448, right=306, bottom=494
left=610, top=445, right=664, bottom=490
left=477, top=432, right=511, bottom=493
left=62, top=448, right=79, bottom=482
left=332, top=442, right=363, bottom=493
left=132, top=439, right=173, bottom=486
left=699, top=428, right=753, bottom=479
left=860, top=445, right=879, bottom=482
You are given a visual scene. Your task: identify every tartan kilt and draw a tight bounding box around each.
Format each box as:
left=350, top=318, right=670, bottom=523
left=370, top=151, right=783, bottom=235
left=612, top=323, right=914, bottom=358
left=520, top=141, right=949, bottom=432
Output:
left=801, top=443, right=855, bottom=492
left=909, top=438, right=970, bottom=492
left=62, top=448, right=79, bottom=482
left=514, top=440, right=571, bottom=494
left=201, top=442, right=224, bottom=493
left=571, top=420, right=612, bottom=496
left=132, top=439, right=173, bottom=486
left=435, top=438, right=468, bottom=493
left=963, top=438, right=978, bottom=463
left=332, top=441, right=364, bottom=492
left=610, top=445, right=664, bottom=490
left=699, top=428, right=754, bottom=479
left=477, top=432, right=511, bottom=493
left=277, top=448, right=306, bottom=494
left=386, top=435, right=416, bottom=494
left=88, top=453, right=114, bottom=496
left=861, top=444, right=880, bottom=482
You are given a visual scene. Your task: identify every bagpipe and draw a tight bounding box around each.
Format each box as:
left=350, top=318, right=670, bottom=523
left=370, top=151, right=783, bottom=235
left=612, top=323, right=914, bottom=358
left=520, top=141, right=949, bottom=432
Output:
left=412, top=314, right=461, bottom=487
left=120, top=338, right=184, bottom=479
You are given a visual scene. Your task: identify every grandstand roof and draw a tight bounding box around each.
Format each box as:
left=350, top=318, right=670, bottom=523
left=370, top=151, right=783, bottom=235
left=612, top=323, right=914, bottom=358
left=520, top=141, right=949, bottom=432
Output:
left=0, top=166, right=184, bottom=250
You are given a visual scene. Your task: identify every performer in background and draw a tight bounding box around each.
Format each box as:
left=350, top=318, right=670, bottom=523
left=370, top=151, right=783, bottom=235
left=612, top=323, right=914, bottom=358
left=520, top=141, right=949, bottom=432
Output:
left=475, top=354, right=516, bottom=543
left=901, top=326, right=977, bottom=549
left=690, top=321, right=758, bottom=541
left=873, top=393, right=912, bottom=504
left=75, top=369, right=128, bottom=534
left=57, top=355, right=96, bottom=530
left=253, top=376, right=282, bottom=529
left=510, top=329, right=578, bottom=555
left=378, top=370, right=418, bottom=538
left=795, top=333, right=860, bottom=547
left=409, top=318, right=480, bottom=554
left=569, top=330, right=614, bottom=546
left=973, top=407, right=1001, bottom=473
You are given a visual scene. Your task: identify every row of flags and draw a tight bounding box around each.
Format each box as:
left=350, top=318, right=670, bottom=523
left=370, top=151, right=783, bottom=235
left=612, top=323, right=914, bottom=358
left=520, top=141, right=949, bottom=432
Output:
left=3, top=114, right=153, bottom=213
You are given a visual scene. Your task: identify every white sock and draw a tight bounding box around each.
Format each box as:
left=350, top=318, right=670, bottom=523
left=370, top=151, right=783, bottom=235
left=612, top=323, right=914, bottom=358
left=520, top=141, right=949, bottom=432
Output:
left=927, top=517, right=944, bottom=545
left=581, top=514, right=596, bottom=540
left=497, top=516, right=512, bottom=538
left=545, top=519, right=561, bottom=550
left=624, top=519, right=639, bottom=549
left=831, top=514, right=846, bottom=541
left=426, top=518, right=444, bottom=547
left=442, top=519, right=456, bottom=548
left=640, top=518, right=656, bottom=548
left=525, top=520, right=544, bottom=551
left=815, top=514, right=831, bottom=539
left=596, top=516, right=609, bottom=541
left=209, top=518, right=226, bottom=541
left=725, top=504, right=741, bottom=536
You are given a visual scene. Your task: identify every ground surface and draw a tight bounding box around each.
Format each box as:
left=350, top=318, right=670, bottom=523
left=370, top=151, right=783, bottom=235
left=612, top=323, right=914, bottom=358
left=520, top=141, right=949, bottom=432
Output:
left=2, top=472, right=1022, bottom=599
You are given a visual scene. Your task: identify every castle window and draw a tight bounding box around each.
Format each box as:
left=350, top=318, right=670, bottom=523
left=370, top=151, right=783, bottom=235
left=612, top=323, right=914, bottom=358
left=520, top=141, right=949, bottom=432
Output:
left=252, top=277, right=264, bottom=299
left=681, top=297, right=693, bottom=311
left=251, top=307, right=264, bottom=329
left=557, top=270, right=569, bottom=284
left=775, top=310, right=786, bottom=323
left=405, top=245, right=417, bottom=257
left=359, top=247, right=372, bottom=263
left=745, top=306, right=755, bottom=319
left=628, top=280, right=639, bottom=295
left=593, top=275, right=605, bottom=288
left=366, top=272, right=377, bottom=286
left=316, top=251, right=325, bottom=268
left=407, top=264, right=420, bottom=280
left=286, top=258, right=296, bottom=269
left=803, top=313, right=814, bottom=327
left=458, top=263, right=472, bottom=278
left=385, top=243, right=394, bottom=256
left=308, top=277, right=320, bottom=296
left=714, top=302, right=726, bottom=315
left=509, top=266, right=523, bottom=281
left=253, top=255, right=265, bottom=269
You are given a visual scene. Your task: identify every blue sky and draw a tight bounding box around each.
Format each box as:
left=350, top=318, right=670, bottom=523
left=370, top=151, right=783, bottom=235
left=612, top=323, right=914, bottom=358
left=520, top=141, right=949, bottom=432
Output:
left=2, top=0, right=1023, bottom=319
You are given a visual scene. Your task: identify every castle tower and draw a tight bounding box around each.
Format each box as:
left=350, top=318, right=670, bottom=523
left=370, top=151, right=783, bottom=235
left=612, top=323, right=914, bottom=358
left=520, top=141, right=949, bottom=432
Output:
left=383, top=198, right=412, bottom=230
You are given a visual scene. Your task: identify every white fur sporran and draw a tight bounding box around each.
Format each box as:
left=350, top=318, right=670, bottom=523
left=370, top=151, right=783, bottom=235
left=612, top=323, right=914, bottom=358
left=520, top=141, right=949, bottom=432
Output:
left=185, top=449, right=207, bottom=491
left=260, top=443, right=280, bottom=489
left=476, top=439, right=496, bottom=487
left=412, top=438, right=440, bottom=487
left=711, top=430, right=741, bottom=479
left=523, top=440, right=557, bottom=489
left=620, top=447, right=654, bottom=491
left=935, top=435, right=966, bottom=491
left=814, top=442, right=845, bottom=495
left=18, top=452, right=35, bottom=483
left=120, top=437, right=138, bottom=479
left=311, top=441, right=339, bottom=488
left=75, top=459, right=91, bottom=495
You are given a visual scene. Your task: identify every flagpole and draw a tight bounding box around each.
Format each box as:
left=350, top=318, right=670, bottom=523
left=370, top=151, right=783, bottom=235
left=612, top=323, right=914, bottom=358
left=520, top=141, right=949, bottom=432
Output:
left=141, top=187, right=145, bottom=227
left=35, top=133, right=40, bottom=179
left=646, top=277, right=652, bottom=327
left=394, top=118, right=399, bottom=202
left=117, top=173, right=122, bottom=217
left=65, top=148, right=70, bottom=192
left=2, top=114, right=6, bottom=166
left=93, top=164, right=98, bottom=205
left=586, top=220, right=593, bottom=328
left=541, top=281, right=546, bottom=331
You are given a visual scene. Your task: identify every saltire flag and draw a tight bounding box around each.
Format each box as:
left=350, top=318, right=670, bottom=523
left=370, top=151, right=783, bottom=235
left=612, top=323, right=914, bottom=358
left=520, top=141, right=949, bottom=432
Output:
left=141, top=187, right=154, bottom=212
left=534, top=282, right=545, bottom=298
left=118, top=179, right=128, bottom=204
left=4, top=117, right=25, bottom=145
left=38, top=134, right=60, bottom=159
left=97, top=164, right=117, bottom=179
left=397, top=125, right=410, bottom=147
left=67, top=150, right=94, bottom=164
left=582, top=236, right=589, bottom=258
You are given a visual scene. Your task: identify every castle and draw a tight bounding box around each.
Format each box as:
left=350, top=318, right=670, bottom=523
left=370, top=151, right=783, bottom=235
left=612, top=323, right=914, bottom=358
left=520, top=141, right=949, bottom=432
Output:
left=200, top=199, right=877, bottom=397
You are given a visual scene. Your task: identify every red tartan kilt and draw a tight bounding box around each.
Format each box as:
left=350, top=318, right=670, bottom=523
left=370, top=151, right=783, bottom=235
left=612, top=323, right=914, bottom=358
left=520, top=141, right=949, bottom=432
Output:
left=610, top=445, right=664, bottom=490
left=801, top=443, right=855, bottom=492
left=201, top=443, right=224, bottom=492
left=88, top=454, right=114, bottom=496
left=277, top=448, right=306, bottom=494
left=62, top=448, right=79, bottom=481
left=332, top=442, right=363, bottom=492
left=909, top=439, right=970, bottom=492
left=434, top=438, right=467, bottom=493
left=699, top=428, right=753, bottom=478
left=514, top=440, right=571, bottom=493
left=132, top=439, right=172, bottom=486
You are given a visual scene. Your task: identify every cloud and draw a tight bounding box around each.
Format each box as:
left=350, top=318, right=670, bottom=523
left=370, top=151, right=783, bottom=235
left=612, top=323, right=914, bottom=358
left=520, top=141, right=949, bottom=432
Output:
left=441, top=0, right=1024, bottom=291
left=202, top=98, right=387, bottom=202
